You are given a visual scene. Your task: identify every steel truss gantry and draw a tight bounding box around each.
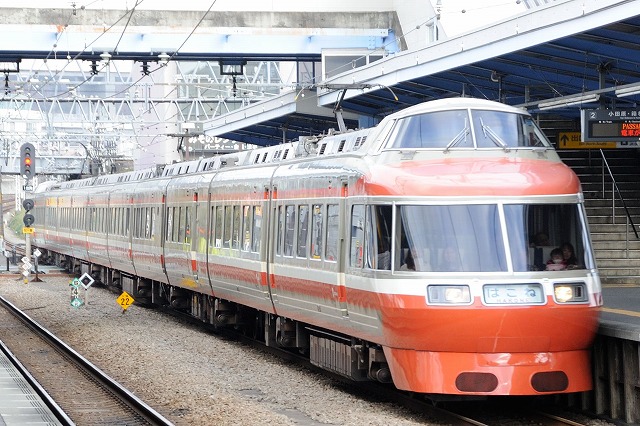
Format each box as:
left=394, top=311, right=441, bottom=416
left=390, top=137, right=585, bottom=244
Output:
left=0, top=57, right=312, bottom=175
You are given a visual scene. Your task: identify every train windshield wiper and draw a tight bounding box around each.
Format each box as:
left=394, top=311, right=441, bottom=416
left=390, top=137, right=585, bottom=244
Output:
left=444, top=121, right=470, bottom=152
left=479, top=118, right=509, bottom=150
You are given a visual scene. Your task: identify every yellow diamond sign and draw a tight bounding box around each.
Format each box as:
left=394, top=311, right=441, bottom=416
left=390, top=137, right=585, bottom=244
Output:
left=117, top=291, right=135, bottom=311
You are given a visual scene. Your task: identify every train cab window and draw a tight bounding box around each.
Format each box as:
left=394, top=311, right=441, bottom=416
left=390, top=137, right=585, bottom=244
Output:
left=325, top=204, right=339, bottom=262
left=504, top=204, right=592, bottom=272
left=251, top=205, right=262, bottom=253
left=350, top=205, right=365, bottom=268
left=387, top=110, right=472, bottom=149
left=472, top=110, right=552, bottom=148
left=284, top=205, right=295, bottom=257
left=310, top=204, right=323, bottom=260
left=399, top=204, right=507, bottom=272
left=242, top=205, right=252, bottom=251
left=297, top=205, right=309, bottom=258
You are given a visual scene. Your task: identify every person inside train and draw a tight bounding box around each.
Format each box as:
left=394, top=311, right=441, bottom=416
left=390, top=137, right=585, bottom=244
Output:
left=530, top=231, right=551, bottom=270
left=399, top=250, right=415, bottom=271
left=546, top=248, right=567, bottom=271
left=561, top=242, right=579, bottom=269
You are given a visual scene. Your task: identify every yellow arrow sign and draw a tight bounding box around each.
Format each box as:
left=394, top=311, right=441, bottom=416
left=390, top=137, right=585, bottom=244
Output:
left=558, top=132, right=616, bottom=149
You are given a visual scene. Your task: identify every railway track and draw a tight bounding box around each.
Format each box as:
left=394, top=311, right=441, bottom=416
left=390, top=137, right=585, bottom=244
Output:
left=0, top=294, right=174, bottom=426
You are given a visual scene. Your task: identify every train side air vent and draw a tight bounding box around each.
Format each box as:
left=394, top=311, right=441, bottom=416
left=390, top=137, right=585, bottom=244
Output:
left=337, top=139, right=346, bottom=152
left=283, top=148, right=290, bottom=159
left=273, top=150, right=281, bottom=161
left=319, top=143, right=327, bottom=155
left=262, top=152, right=268, bottom=163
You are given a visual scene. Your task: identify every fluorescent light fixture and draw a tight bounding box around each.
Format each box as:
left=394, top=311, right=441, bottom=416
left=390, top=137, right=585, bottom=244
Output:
left=538, top=94, right=600, bottom=110
left=615, top=83, right=640, bottom=98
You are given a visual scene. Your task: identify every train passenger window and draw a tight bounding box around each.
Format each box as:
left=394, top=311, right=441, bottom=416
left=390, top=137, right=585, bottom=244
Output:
left=325, top=204, right=339, bottom=262
left=145, top=208, right=152, bottom=239
left=232, top=205, right=241, bottom=249
left=224, top=205, right=232, bottom=248
left=209, top=206, right=218, bottom=247
left=251, top=206, right=262, bottom=253
left=215, top=206, right=224, bottom=248
left=311, top=204, right=323, bottom=259
left=242, top=205, right=252, bottom=251
left=350, top=205, right=365, bottom=268
left=276, top=206, right=284, bottom=256
left=297, top=205, right=309, bottom=258
left=284, top=205, right=295, bottom=257
left=151, top=208, right=157, bottom=239
left=166, top=207, right=173, bottom=241
left=366, top=205, right=392, bottom=270
left=177, top=207, right=185, bottom=243
left=185, top=206, right=192, bottom=243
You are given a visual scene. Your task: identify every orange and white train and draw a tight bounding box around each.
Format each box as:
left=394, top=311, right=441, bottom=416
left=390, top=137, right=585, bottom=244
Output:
left=32, top=97, right=602, bottom=396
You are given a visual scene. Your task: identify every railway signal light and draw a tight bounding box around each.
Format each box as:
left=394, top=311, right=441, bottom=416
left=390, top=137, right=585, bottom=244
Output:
left=22, top=198, right=35, bottom=227
left=20, top=143, right=35, bottom=179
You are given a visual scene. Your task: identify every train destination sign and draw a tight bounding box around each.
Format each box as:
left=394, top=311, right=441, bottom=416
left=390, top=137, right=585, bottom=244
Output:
left=581, top=109, right=640, bottom=143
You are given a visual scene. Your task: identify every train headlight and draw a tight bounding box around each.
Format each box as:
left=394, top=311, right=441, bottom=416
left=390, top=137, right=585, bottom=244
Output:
left=553, top=282, right=587, bottom=303
left=427, top=285, right=471, bottom=304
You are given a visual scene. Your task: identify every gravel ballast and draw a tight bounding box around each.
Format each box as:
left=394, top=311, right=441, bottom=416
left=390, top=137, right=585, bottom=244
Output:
left=0, top=274, right=434, bottom=425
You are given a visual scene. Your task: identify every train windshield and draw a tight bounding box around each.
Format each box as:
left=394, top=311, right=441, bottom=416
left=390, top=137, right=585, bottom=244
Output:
left=386, top=109, right=551, bottom=149
left=396, top=203, right=592, bottom=273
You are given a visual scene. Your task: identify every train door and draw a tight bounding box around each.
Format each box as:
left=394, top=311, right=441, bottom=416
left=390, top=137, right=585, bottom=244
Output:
left=263, top=186, right=276, bottom=310
left=266, top=185, right=278, bottom=308
left=337, top=179, right=349, bottom=318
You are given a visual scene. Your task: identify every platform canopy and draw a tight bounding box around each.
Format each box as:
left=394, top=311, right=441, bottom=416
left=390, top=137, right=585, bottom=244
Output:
left=205, top=0, right=640, bottom=146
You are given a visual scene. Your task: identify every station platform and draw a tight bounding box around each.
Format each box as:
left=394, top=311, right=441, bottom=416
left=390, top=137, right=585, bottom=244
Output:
left=0, top=342, right=67, bottom=425
left=599, top=284, right=640, bottom=340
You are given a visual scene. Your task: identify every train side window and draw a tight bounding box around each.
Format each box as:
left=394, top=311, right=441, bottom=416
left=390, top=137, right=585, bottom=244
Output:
left=251, top=205, right=262, bottom=253
left=223, top=205, right=232, bottom=248
left=215, top=206, right=224, bottom=248
left=242, top=205, right=252, bottom=251
left=297, top=205, right=309, bottom=258
left=366, top=205, right=392, bottom=270
left=350, top=205, right=365, bottom=268
left=185, top=206, right=192, bottom=243
left=232, top=205, right=241, bottom=249
left=151, top=207, right=157, bottom=239
left=177, top=206, right=185, bottom=242
left=209, top=206, right=217, bottom=247
left=276, top=206, right=284, bottom=256
left=145, top=208, right=152, bottom=239
left=124, top=207, right=130, bottom=236
left=166, top=207, right=173, bottom=241
left=284, top=205, right=295, bottom=257
left=311, top=204, right=323, bottom=260
left=325, top=204, right=339, bottom=262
